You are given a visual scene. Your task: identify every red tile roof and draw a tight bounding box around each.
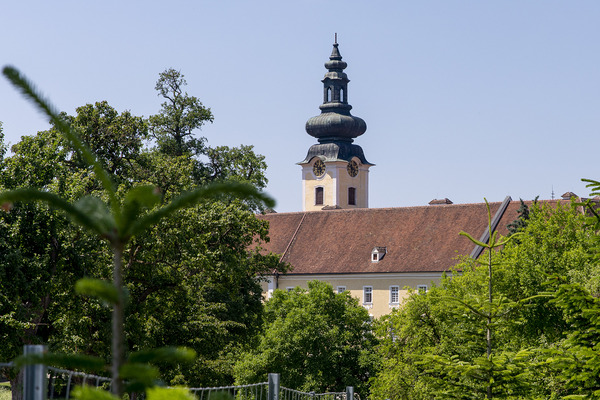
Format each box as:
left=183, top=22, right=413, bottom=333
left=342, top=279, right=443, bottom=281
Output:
left=256, top=199, right=561, bottom=275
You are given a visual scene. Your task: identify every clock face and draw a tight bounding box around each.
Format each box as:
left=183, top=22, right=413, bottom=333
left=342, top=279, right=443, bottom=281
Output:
left=347, top=160, right=359, bottom=177
left=313, top=159, right=326, bottom=177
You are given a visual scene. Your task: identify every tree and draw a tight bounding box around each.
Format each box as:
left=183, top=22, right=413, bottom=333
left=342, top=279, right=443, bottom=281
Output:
left=66, top=101, right=148, bottom=181
left=0, top=66, right=278, bottom=398
left=234, top=281, right=377, bottom=395
left=0, top=128, right=103, bottom=400
left=506, top=197, right=537, bottom=236
left=149, top=68, right=213, bottom=157
left=370, top=200, right=599, bottom=399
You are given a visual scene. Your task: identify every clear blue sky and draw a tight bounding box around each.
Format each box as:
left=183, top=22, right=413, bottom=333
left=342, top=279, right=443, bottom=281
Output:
left=2, top=1, right=599, bottom=212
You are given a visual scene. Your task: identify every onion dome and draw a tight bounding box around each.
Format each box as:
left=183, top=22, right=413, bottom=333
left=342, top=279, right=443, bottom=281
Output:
left=305, top=40, right=367, bottom=143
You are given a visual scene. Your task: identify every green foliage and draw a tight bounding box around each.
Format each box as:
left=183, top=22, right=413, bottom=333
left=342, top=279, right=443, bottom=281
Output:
left=65, top=101, right=148, bottom=181
left=545, top=281, right=600, bottom=399
left=76, top=279, right=120, bottom=306
left=0, top=65, right=276, bottom=397
left=506, top=198, right=533, bottom=236
left=370, top=200, right=600, bottom=399
left=149, top=68, right=213, bottom=157
left=13, top=352, right=105, bottom=372
left=72, top=386, right=120, bottom=400
left=0, top=383, right=10, bottom=400
left=146, top=386, right=204, bottom=400
left=234, top=281, right=377, bottom=395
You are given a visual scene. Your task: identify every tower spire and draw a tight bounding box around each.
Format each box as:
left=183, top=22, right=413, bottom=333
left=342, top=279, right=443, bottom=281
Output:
left=299, top=39, right=373, bottom=212
left=305, top=40, right=366, bottom=144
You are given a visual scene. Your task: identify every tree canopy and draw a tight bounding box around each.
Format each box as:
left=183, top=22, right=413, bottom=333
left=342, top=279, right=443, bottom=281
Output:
left=370, top=200, right=600, bottom=399
left=0, top=68, right=284, bottom=392
left=234, top=281, right=377, bottom=395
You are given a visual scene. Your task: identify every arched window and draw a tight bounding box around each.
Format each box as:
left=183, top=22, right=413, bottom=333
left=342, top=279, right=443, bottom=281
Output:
left=315, top=187, right=324, bottom=205
left=326, top=87, right=332, bottom=102
left=340, top=88, right=345, bottom=103
left=348, top=187, right=356, bottom=205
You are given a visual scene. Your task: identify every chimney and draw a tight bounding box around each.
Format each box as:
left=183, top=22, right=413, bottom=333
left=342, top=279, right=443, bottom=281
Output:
left=561, top=192, right=577, bottom=200
left=429, top=198, right=453, bottom=205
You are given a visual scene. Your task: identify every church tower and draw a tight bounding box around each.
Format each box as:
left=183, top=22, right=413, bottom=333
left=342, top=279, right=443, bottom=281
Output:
left=299, top=38, right=373, bottom=211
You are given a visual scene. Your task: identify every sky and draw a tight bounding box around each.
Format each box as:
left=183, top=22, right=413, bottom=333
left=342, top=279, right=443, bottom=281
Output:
left=1, top=1, right=599, bottom=213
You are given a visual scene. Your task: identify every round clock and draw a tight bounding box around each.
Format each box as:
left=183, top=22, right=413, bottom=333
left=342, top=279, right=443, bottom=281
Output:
left=313, top=159, right=326, bottom=177
left=347, top=160, right=359, bottom=177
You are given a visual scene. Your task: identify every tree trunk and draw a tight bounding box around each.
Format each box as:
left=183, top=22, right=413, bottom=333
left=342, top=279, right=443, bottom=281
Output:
left=10, top=370, right=23, bottom=400
left=112, top=242, right=125, bottom=398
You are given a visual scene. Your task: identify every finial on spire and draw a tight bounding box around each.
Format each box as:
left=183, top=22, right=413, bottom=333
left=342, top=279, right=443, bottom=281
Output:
left=334, top=33, right=337, bottom=44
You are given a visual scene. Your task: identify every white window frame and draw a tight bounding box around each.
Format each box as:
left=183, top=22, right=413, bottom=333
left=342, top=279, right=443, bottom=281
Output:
left=363, top=286, right=373, bottom=304
left=417, top=284, right=428, bottom=294
left=337, top=286, right=346, bottom=294
left=389, top=285, right=399, bottom=305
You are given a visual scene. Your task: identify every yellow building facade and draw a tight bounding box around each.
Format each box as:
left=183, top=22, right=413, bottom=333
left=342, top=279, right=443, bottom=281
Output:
left=263, top=273, right=442, bottom=318
left=302, top=158, right=370, bottom=211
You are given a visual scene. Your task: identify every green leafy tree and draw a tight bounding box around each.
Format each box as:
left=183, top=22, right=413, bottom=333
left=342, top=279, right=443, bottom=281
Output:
left=1, top=66, right=274, bottom=398
left=506, top=197, right=537, bottom=236
left=234, top=281, right=377, bottom=395
left=0, top=128, right=102, bottom=400
left=371, top=200, right=599, bottom=399
left=149, top=68, right=213, bottom=157
left=66, top=101, right=148, bottom=181
left=539, top=178, right=600, bottom=398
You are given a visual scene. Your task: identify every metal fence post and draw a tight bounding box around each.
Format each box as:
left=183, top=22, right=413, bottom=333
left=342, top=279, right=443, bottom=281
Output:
left=268, top=373, right=280, bottom=400
left=23, top=345, right=47, bottom=400
left=346, top=386, right=354, bottom=400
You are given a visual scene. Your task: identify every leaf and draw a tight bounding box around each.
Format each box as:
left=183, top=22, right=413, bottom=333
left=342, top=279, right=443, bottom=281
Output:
left=126, top=182, right=274, bottom=238
left=73, top=196, right=116, bottom=235
left=2, top=66, right=119, bottom=211
left=13, top=352, right=105, bottom=371
left=72, top=386, right=119, bottom=400
left=147, top=387, right=199, bottom=400
left=129, top=347, right=196, bottom=364
left=459, top=231, right=488, bottom=248
left=120, top=362, right=160, bottom=391
left=0, top=188, right=106, bottom=235
left=75, top=278, right=120, bottom=305
left=119, top=185, right=161, bottom=230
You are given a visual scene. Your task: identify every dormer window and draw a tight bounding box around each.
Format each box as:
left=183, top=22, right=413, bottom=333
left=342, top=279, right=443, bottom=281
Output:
left=371, top=247, right=387, bottom=262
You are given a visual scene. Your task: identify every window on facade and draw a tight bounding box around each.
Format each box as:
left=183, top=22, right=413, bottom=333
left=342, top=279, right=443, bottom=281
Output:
left=417, top=284, right=428, bottom=294
left=315, top=187, right=324, bottom=205
left=348, top=187, right=356, bottom=205
left=390, top=286, right=399, bottom=304
left=340, top=88, right=345, bottom=103
left=363, top=286, right=373, bottom=304
left=327, top=87, right=332, bottom=102
left=337, top=286, right=346, bottom=294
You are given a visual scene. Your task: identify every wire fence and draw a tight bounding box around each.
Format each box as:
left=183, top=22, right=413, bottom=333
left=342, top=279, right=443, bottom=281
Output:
left=47, top=366, right=112, bottom=400
left=190, top=382, right=268, bottom=400
left=189, top=383, right=359, bottom=400
left=1, top=351, right=362, bottom=400
left=279, top=386, right=356, bottom=400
